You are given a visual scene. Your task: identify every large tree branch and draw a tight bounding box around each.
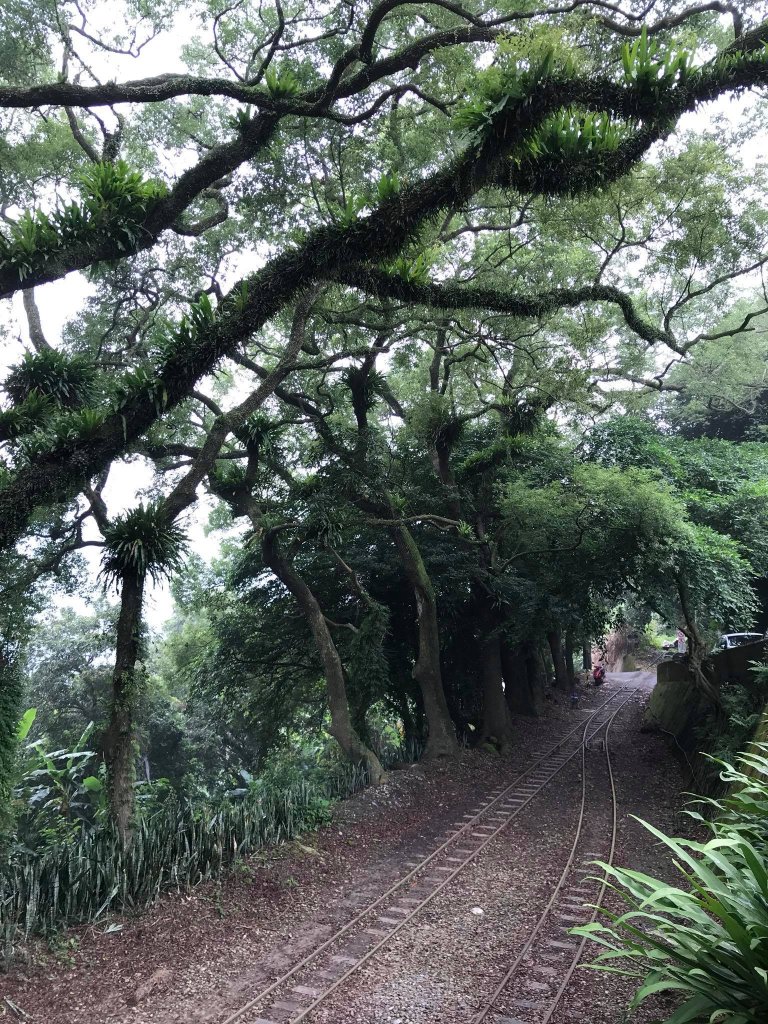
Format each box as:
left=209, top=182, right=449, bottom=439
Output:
left=161, top=285, right=321, bottom=521
left=0, top=112, right=280, bottom=298
left=1, top=57, right=766, bottom=549
left=0, top=3, right=749, bottom=111
left=21, top=289, right=53, bottom=351
left=329, top=267, right=676, bottom=348
left=2, top=28, right=767, bottom=298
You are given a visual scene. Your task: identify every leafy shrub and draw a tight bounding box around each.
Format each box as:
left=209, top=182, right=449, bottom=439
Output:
left=0, top=758, right=368, bottom=967
left=575, top=746, right=768, bottom=1023
left=694, top=665, right=768, bottom=783
left=576, top=824, right=768, bottom=1024
left=13, top=721, right=106, bottom=852
left=688, top=743, right=768, bottom=852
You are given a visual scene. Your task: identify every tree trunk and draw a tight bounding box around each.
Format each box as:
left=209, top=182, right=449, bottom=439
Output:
left=539, top=643, right=554, bottom=688
left=262, top=532, right=385, bottom=783
left=677, top=576, right=722, bottom=711
left=102, top=571, right=145, bottom=843
left=526, top=641, right=544, bottom=701
left=479, top=635, right=514, bottom=752
left=0, top=648, right=23, bottom=827
left=501, top=640, right=537, bottom=717
left=547, top=629, right=570, bottom=690
left=564, top=632, right=575, bottom=678
left=390, top=524, right=458, bottom=758
left=582, top=641, right=592, bottom=670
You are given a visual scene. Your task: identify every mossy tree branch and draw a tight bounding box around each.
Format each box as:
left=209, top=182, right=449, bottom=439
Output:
left=1, top=16, right=767, bottom=297
left=1, top=51, right=767, bottom=550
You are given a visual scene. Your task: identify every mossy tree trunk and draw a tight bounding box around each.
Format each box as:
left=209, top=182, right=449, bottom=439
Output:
left=101, top=570, right=144, bottom=843
left=262, top=530, right=385, bottom=783
left=547, top=628, right=570, bottom=691
left=501, top=639, right=538, bottom=717
left=677, top=575, right=722, bottom=711
left=390, top=523, right=458, bottom=758
left=476, top=591, right=514, bottom=751
left=582, top=641, right=592, bottom=670
left=0, top=649, right=23, bottom=833
left=564, top=632, right=575, bottom=679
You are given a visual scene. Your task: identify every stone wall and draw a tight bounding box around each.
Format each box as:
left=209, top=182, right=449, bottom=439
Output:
left=711, top=640, right=767, bottom=687
left=644, top=669, right=706, bottom=750
left=644, top=641, right=767, bottom=746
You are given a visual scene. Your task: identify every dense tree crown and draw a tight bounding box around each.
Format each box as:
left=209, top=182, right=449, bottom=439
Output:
left=2, top=0, right=768, bottom=838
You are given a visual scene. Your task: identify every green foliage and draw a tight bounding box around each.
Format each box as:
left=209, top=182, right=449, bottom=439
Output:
left=688, top=742, right=768, bottom=852
left=346, top=602, right=391, bottom=711
left=577, top=822, right=768, bottom=1024
left=0, top=392, right=53, bottom=440
left=264, top=64, right=300, bottom=98
left=694, top=678, right=768, bottom=778
left=100, top=503, right=188, bottom=587
left=408, top=392, right=462, bottom=447
left=0, top=655, right=24, bottom=836
left=16, top=709, right=36, bottom=744
left=576, top=746, right=768, bottom=1023
left=0, top=763, right=367, bottom=964
left=452, top=43, right=557, bottom=145
left=333, top=194, right=366, bottom=228
left=621, top=26, right=692, bottom=94
left=0, top=161, right=166, bottom=281
left=524, top=110, right=627, bottom=161
left=375, top=170, right=401, bottom=203
left=382, top=249, right=434, bottom=285
left=3, top=350, right=98, bottom=410
left=13, top=723, right=106, bottom=850
left=111, top=364, right=169, bottom=414
left=3, top=1, right=768, bottom=971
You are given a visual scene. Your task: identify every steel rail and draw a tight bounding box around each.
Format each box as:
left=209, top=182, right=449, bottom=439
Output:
left=539, top=686, right=627, bottom=1024
left=219, top=688, right=630, bottom=1024
left=472, top=687, right=636, bottom=1024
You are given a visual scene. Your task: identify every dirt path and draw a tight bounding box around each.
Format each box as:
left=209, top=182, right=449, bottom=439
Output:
left=605, top=669, right=656, bottom=691
left=1, top=675, right=688, bottom=1024
left=306, top=680, right=685, bottom=1024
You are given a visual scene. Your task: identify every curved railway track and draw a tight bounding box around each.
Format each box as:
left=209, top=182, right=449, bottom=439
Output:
left=215, top=687, right=636, bottom=1024
left=473, top=688, right=635, bottom=1024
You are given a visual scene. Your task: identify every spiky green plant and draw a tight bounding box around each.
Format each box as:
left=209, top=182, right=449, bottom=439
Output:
left=3, top=350, right=98, bottom=410
left=0, top=392, right=54, bottom=440
left=375, top=170, right=401, bottom=202
left=0, top=763, right=370, bottom=966
left=100, top=503, right=188, bottom=587
left=0, top=162, right=166, bottom=280
left=111, top=364, right=169, bottom=414
left=575, top=822, right=768, bottom=1024
left=687, top=742, right=768, bottom=852
left=524, top=110, right=627, bottom=161
left=264, top=64, right=300, bottom=98
left=383, top=249, right=434, bottom=285
left=621, top=26, right=691, bottom=94
left=452, top=46, right=556, bottom=146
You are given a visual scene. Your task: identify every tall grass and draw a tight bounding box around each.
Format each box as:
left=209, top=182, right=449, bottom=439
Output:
left=1, top=764, right=368, bottom=968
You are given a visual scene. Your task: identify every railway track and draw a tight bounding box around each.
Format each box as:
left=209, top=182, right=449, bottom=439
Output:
left=472, top=688, right=636, bottom=1024
left=215, top=687, right=635, bottom=1024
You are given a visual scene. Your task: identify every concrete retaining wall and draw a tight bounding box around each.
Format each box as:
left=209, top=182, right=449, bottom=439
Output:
left=645, top=641, right=768, bottom=745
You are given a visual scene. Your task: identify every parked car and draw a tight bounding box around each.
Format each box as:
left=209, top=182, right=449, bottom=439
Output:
left=715, top=632, right=765, bottom=650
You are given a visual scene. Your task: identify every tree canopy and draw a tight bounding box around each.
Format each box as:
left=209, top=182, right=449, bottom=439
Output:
left=2, top=0, right=768, bottom=838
